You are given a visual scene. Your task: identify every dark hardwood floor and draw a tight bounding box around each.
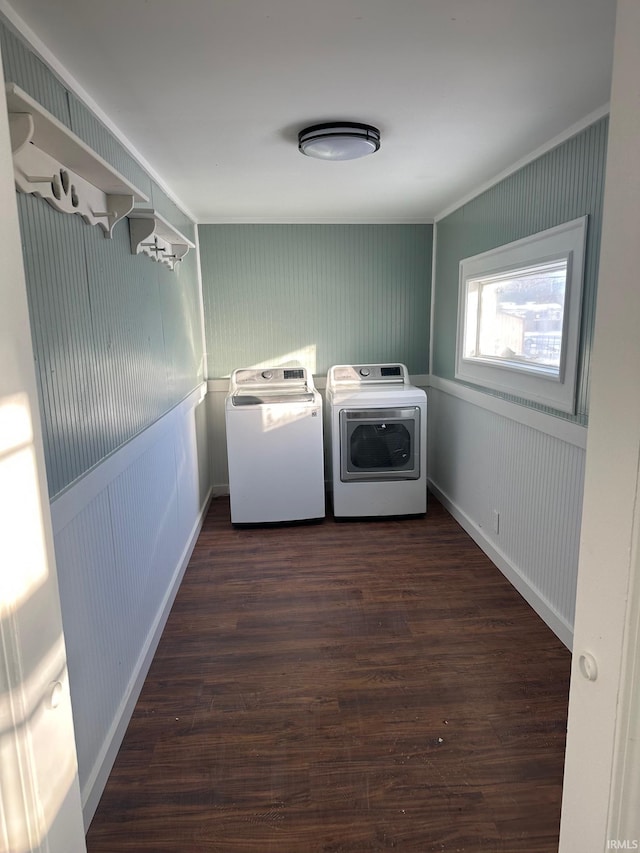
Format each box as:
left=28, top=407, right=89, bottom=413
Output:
left=86, top=493, right=570, bottom=853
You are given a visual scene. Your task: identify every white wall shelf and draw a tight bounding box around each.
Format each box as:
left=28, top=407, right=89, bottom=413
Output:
left=5, top=82, right=148, bottom=237
left=128, top=209, right=195, bottom=271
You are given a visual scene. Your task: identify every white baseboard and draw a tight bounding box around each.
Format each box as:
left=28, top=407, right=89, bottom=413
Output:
left=81, top=485, right=213, bottom=828
left=428, top=479, right=574, bottom=650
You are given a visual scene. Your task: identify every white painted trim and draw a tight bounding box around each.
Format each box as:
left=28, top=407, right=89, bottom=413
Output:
left=559, top=1, right=640, bottom=844
left=50, top=383, right=207, bottom=533
left=429, top=222, right=438, bottom=374
left=454, top=216, right=588, bottom=414
left=428, top=375, right=587, bottom=449
left=428, top=479, right=573, bottom=649
left=0, top=0, right=197, bottom=224
left=81, top=482, right=213, bottom=827
left=0, top=38, right=87, bottom=850
left=434, top=104, right=610, bottom=222
left=193, top=226, right=208, bottom=381
left=197, top=217, right=436, bottom=225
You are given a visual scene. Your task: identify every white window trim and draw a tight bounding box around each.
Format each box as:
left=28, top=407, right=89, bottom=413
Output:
left=455, top=216, right=588, bottom=414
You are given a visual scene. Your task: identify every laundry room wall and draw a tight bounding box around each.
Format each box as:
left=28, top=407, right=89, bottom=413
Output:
left=199, top=224, right=432, bottom=377
left=1, top=19, right=211, bottom=826
left=198, top=223, right=432, bottom=489
left=429, top=116, right=608, bottom=647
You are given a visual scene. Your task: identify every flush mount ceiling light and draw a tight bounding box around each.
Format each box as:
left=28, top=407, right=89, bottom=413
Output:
left=298, top=122, right=381, bottom=161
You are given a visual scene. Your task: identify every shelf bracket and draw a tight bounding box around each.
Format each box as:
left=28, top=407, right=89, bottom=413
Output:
left=128, top=210, right=194, bottom=272
left=6, top=83, right=148, bottom=238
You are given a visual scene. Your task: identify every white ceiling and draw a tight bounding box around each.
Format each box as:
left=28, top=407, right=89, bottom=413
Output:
left=3, top=0, right=615, bottom=223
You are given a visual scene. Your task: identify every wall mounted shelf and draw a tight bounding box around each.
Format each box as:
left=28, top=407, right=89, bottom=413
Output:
left=128, top=209, right=195, bottom=271
left=5, top=82, right=148, bottom=237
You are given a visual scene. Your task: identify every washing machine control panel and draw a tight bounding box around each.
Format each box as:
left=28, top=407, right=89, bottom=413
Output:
left=232, top=366, right=311, bottom=389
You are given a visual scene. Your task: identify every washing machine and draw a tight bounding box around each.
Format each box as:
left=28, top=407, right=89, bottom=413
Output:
left=326, top=363, right=427, bottom=518
left=225, top=366, right=325, bottom=524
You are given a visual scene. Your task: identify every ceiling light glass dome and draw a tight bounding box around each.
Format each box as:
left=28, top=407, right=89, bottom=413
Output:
left=298, top=122, right=381, bottom=161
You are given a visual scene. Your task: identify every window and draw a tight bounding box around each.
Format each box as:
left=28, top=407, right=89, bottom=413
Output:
left=455, top=217, right=587, bottom=413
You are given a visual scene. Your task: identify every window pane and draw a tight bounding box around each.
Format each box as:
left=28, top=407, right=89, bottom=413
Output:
left=464, top=259, right=567, bottom=375
left=455, top=216, right=587, bottom=413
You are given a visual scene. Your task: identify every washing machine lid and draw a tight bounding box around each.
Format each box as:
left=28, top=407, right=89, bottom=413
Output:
left=231, top=390, right=316, bottom=406
left=228, top=365, right=318, bottom=405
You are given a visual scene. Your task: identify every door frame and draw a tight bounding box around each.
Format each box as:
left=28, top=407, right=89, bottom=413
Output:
left=559, top=0, right=640, bottom=848
left=0, top=43, right=87, bottom=853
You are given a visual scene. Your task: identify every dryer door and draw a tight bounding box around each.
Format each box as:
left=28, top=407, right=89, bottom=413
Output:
left=339, top=407, right=420, bottom=481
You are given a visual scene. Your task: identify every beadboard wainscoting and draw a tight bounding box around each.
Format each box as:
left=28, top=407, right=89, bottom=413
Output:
left=206, top=379, right=232, bottom=495
left=427, top=377, right=586, bottom=649
left=49, top=385, right=211, bottom=828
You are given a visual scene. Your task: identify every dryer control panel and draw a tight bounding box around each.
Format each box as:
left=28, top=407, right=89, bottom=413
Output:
left=328, top=363, right=408, bottom=386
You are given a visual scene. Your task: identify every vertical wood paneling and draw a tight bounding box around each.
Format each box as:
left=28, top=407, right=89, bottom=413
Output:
left=193, top=394, right=210, bottom=510
left=16, top=184, right=203, bottom=497
left=108, top=435, right=180, bottom=642
left=198, top=224, right=432, bottom=378
left=150, top=181, right=195, bottom=239
left=205, top=383, right=229, bottom=490
left=82, top=221, right=168, bottom=452
left=174, top=403, right=203, bottom=542
left=428, top=386, right=585, bottom=634
left=158, top=252, right=203, bottom=405
left=54, top=491, right=119, bottom=787
left=68, top=94, right=152, bottom=199
left=0, top=23, right=70, bottom=125
left=3, top=15, right=210, bottom=827
left=17, top=193, right=107, bottom=496
left=51, top=391, right=209, bottom=813
left=433, top=118, right=608, bottom=426
left=2, top=18, right=203, bottom=497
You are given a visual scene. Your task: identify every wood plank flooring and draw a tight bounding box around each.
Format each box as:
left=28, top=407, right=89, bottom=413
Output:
left=86, top=493, right=570, bottom=853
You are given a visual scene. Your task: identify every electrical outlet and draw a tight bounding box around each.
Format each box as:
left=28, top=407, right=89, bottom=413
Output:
left=493, top=509, right=500, bottom=535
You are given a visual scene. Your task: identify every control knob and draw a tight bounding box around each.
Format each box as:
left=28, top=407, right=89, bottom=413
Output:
left=359, top=367, right=370, bottom=377
left=261, top=370, right=273, bottom=380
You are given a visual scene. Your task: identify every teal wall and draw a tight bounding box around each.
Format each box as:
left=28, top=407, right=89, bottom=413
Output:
left=1, top=22, right=203, bottom=497
left=433, top=117, right=608, bottom=425
left=199, top=224, right=432, bottom=378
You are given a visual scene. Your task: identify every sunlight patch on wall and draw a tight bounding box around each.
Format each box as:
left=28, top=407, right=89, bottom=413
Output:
left=0, top=393, right=82, bottom=851
left=0, top=637, right=78, bottom=852
left=0, top=394, right=48, bottom=614
left=222, top=344, right=318, bottom=377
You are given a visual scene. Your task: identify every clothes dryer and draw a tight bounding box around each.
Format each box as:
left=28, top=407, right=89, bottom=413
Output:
left=326, top=363, right=427, bottom=518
